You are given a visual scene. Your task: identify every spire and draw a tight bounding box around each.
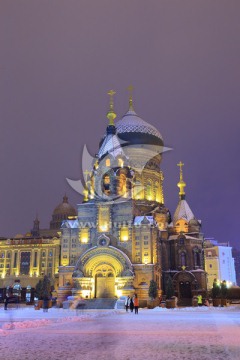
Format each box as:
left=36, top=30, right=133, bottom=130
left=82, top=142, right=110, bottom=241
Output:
left=33, top=213, right=40, bottom=227
left=32, top=213, right=40, bottom=237
left=127, top=84, right=134, bottom=111
left=106, top=90, right=117, bottom=126
left=63, top=194, right=68, bottom=203
left=177, top=161, right=186, bottom=200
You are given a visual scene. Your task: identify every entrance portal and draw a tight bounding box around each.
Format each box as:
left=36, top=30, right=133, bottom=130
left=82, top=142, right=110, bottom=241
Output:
left=179, top=281, right=192, bottom=298
left=95, top=274, right=115, bottom=298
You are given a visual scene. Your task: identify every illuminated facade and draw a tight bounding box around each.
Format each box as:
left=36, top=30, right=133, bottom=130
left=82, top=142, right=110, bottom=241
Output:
left=1, top=91, right=211, bottom=305
left=0, top=236, right=60, bottom=289
left=0, top=195, right=76, bottom=291
left=57, top=91, right=207, bottom=305
left=204, top=241, right=236, bottom=289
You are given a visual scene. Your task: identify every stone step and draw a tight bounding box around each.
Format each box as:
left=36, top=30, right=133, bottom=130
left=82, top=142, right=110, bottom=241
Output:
left=178, top=298, right=192, bottom=307
left=77, top=298, right=117, bottom=310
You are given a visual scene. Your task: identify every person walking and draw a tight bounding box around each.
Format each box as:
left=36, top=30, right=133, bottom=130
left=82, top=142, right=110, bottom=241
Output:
left=125, top=295, right=130, bottom=312
left=129, top=296, right=134, bottom=312
left=4, top=286, right=12, bottom=310
left=134, top=294, right=139, bottom=314
left=4, top=292, right=9, bottom=310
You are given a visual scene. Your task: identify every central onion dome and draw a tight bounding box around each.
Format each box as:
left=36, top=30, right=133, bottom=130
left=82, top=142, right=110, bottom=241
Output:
left=115, top=107, right=164, bottom=147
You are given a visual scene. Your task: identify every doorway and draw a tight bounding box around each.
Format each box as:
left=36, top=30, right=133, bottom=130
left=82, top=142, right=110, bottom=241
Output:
left=179, top=281, right=192, bottom=298
left=95, top=273, right=115, bottom=298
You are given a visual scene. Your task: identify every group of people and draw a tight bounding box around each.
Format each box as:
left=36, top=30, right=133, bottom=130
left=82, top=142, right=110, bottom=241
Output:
left=125, top=294, right=139, bottom=314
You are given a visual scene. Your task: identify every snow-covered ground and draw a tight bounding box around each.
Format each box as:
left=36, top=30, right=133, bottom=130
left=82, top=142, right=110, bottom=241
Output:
left=0, top=304, right=240, bottom=360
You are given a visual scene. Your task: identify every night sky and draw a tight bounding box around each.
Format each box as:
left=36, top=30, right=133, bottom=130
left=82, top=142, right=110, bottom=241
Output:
left=1, top=1, right=240, bottom=249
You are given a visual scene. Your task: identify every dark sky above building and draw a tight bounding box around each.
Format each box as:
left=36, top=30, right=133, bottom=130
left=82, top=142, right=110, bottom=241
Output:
left=0, top=1, right=240, bottom=249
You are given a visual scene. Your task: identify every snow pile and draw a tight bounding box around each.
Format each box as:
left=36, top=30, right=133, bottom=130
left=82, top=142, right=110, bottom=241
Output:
left=2, top=318, right=52, bottom=330
left=1, top=309, right=121, bottom=333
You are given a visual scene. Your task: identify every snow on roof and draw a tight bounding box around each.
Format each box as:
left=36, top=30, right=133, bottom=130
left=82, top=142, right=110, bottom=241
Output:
left=134, top=216, right=154, bottom=225
left=116, top=109, right=163, bottom=140
left=98, top=133, right=125, bottom=159
left=61, top=219, right=79, bottom=229
left=173, top=199, right=195, bottom=224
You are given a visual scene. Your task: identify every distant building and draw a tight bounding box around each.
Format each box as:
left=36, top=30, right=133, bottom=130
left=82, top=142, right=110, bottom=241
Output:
left=31, top=195, right=77, bottom=238
left=0, top=236, right=60, bottom=289
left=232, top=248, right=240, bottom=286
left=0, top=195, right=76, bottom=291
left=204, top=240, right=237, bottom=289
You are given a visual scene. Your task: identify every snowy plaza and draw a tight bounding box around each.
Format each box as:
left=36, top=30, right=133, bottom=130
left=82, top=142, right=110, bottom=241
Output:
left=0, top=305, right=240, bottom=360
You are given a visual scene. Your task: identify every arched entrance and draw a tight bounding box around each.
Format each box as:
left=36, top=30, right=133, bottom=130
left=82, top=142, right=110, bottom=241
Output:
left=179, top=280, right=192, bottom=298
left=95, top=264, right=115, bottom=298
left=74, top=245, right=134, bottom=299
left=173, top=270, right=197, bottom=300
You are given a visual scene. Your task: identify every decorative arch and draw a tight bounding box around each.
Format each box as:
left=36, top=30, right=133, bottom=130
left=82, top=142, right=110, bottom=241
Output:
left=173, top=270, right=198, bottom=299
left=173, top=270, right=196, bottom=283
left=74, top=245, right=133, bottom=278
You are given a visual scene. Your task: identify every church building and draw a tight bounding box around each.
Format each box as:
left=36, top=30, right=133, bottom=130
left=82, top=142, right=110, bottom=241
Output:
left=57, top=90, right=207, bottom=306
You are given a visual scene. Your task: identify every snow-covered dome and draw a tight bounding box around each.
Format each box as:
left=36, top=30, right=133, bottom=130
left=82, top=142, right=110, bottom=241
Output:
left=115, top=108, right=164, bottom=146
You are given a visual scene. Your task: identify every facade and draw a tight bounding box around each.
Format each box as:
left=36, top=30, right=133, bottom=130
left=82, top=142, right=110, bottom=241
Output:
left=3, top=91, right=234, bottom=305
left=57, top=93, right=207, bottom=305
left=0, top=195, right=76, bottom=294
left=204, top=241, right=237, bottom=289
left=0, top=236, right=60, bottom=290
left=232, top=247, right=240, bottom=286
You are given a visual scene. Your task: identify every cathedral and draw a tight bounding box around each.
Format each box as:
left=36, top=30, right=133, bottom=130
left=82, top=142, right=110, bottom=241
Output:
left=0, top=90, right=236, bottom=305
left=57, top=91, right=207, bottom=306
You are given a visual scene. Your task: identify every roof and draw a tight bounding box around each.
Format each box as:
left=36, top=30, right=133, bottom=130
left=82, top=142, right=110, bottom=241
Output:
left=116, top=109, right=163, bottom=141
left=53, top=196, right=77, bottom=216
left=98, top=132, right=125, bottom=159
left=173, top=199, right=195, bottom=224
left=134, top=216, right=155, bottom=225
left=61, top=219, right=79, bottom=229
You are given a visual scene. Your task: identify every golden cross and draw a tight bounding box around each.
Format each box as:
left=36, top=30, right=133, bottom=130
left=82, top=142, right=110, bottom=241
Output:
left=177, top=161, right=184, bottom=171
left=181, top=265, right=186, bottom=271
left=107, top=90, right=116, bottom=108
left=177, top=161, right=184, bottom=180
left=127, top=85, right=134, bottom=107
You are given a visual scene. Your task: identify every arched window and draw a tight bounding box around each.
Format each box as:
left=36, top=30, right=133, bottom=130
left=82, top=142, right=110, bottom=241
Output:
left=118, top=158, right=124, bottom=167
left=180, top=252, right=186, bottom=267
left=155, top=181, right=160, bottom=201
left=102, top=174, right=111, bottom=195
left=194, top=249, right=201, bottom=267
left=117, top=174, right=127, bottom=196
left=133, top=179, right=142, bottom=199
left=146, top=179, right=152, bottom=200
